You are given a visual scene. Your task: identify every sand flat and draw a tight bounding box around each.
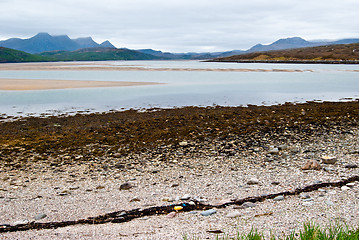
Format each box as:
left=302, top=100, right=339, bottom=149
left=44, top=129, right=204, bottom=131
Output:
left=0, top=78, right=161, bottom=90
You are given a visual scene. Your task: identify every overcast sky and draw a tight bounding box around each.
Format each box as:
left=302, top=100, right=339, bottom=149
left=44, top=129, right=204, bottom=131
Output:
left=1, top=0, right=358, bottom=52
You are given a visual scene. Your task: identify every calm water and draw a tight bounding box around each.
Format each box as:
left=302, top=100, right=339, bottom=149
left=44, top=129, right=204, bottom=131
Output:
left=0, top=60, right=358, bottom=117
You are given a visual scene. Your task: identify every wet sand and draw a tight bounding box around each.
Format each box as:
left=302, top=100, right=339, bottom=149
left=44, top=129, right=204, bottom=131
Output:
left=0, top=61, right=311, bottom=72
left=0, top=78, right=162, bottom=91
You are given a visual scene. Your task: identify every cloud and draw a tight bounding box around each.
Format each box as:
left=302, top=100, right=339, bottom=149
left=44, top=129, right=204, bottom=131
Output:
left=1, top=0, right=359, bottom=52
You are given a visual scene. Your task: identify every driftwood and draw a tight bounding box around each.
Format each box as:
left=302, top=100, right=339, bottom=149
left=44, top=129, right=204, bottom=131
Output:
left=1, top=175, right=358, bottom=233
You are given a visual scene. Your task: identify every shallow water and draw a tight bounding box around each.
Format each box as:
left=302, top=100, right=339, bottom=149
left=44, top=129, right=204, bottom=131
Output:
left=0, top=60, right=358, bottom=117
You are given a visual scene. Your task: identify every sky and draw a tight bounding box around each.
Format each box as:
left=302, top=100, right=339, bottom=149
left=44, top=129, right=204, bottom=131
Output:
left=1, top=0, right=359, bottom=52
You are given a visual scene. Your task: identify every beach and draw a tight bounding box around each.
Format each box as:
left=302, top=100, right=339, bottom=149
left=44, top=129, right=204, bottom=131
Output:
left=0, top=101, right=358, bottom=239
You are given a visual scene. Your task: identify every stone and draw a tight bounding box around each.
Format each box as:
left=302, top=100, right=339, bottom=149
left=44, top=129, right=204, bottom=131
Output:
left=247, top=178, right=259, bottom=185
left=346, top=183, right=355, bottom=188
left=299, top=193, right=311, bottom=199
left=180, top=194, right=191, bottom=200
left=34, top=213, right=47, bottom=220
left=302, top=160, right=321, bottom=170
left=273, top=195, right=284, bottom=201
left=269, top=148, right=279, bottom=154
left=278, top=145, right=288, bottom=150
left=321, top=156, right=337, bottom=164
left=179, top=141, right=188, bottom=147
left=341, top=186, right=351, bottom=191
left=201, top=209, right=217, bottom=216
left=166, top=212, right=177, bottom=218
left=302, top=202, right=313, bottom=206
left=325, top=200, right=334, bottom=206
left=226, top=211, right=241, bottom=218
left=12, top=219, right=29, bottom=226
left=119, top=182, right=133, bottom=190
left=241, top=202, right=257, bottom=208
left=345, top=164, right=358, bottom=169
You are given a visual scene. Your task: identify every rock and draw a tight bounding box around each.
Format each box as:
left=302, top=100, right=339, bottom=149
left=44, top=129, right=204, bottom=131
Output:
left=345, top=164, right=358, bottom=169
left=269, top=148, right=279, bottom=154
left=179, top=141, right=188, bottom=147
left=278, top=145, right=288, bottom=150
left=241, top=202, right=257, bottom=208
left=180, top=194, right=191, bottom=200
left=302, top=160, right=321, bottom=170
left=130, top=197, right=140, bottom=202
left=325, top=200, right=334, bottom=206
left=302, top=202, right=313, bottom=206
left=321, top=156, right=337, bottom=164
left=201, top=209, right=217, bottom=216
left=166, top=212, right=177, bottom=218
left=114, top=163, right=125, bottom=169
left=273, top=195, right=284, bottom=201
left=226, top=211, right=241, bottom=218
left=341, top=186, right=351, bottom=191
left=247, top=178, right=259, bottom=185
left=119, top=182, right=133, bottom=190
left=299, top=193, right=310, bottom=199
left=34, top=213, right=47, bottom=220
left=12, top=219, right=29, bottom=226
left=346, top=183, right=355, bottom=188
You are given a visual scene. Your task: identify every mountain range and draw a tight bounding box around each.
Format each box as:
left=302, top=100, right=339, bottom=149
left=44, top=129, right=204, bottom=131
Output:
left=0, top=33, right=116, bottom=54
left=1, top=33, right=359, bottom=62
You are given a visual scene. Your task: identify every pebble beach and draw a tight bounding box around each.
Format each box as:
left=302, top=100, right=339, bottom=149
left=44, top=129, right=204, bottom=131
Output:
left=0, top=101, right=358, bottom=239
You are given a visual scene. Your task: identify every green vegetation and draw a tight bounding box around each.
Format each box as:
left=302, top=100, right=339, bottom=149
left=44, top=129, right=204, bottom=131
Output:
left=0, top=47, right=46, bottom=63
left=0, top=47, right=160, bottom=63
left=212, top=43, right=359, bottom=63
left=183, top=223, right=359, bottom=240
left=38, top=48, right=160, bottom=61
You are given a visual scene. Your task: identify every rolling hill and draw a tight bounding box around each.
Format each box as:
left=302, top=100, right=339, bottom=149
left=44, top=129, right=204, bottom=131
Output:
left=0, top=47, right=46, bottom=63
left=210, top=43, right=359, bottom=63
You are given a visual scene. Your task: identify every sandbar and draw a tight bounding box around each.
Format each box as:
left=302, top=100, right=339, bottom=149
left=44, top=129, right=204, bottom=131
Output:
left=0, top=78, right=161, bottom=91
left=0, top=62, right=312, bottom=72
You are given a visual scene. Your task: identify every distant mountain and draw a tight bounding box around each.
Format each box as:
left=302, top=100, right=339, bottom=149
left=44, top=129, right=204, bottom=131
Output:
left=38, top=47, right=159, bottom=61
left=245, top=37, right=359, bottom=53
left=0, top=33, right=116, bottom=54
left=0, top=47, right=46, bottom=63
left=137, top=49, right=233, bottom=60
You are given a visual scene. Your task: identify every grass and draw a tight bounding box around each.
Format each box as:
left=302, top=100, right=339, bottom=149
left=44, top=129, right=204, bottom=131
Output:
left=183, top=223, right=359, bottom=240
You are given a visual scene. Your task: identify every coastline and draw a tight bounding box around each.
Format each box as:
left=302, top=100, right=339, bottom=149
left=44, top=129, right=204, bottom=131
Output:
left=0, top=101, right=358, bottom=239
left=0, top=78, right=162, bottom=91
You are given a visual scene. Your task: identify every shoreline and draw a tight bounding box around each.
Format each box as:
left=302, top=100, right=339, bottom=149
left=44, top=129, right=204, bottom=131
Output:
left=0, top=101, right=358, bottom=239
left=0, top=78, right=162, bottom=90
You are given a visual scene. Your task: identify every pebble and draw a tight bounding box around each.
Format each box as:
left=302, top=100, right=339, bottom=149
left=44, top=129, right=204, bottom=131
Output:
left=12, top=219, right=29, bottom=226
left=346, top=183, right=355, bottom=188
left=269, top=148, right=279, bottom=154
left=201, top=209, right=217, bottom=216
left=226, top=211, right=241, bottom=218
left=179, top=141, right=188, bottom=147
left=299, top=193, right=311, bottom=199
left=119, top=182, right=133, bottom=190
left=278, top=145, right=288, bottom=150
left=341, top=186, right=351, bottom=191
left=345, top=164, right=358, bottom=169
left=241, top=202, right=257, bottom=208
left=321, top=156, right=337, bottom=164
left=302, top=202, right=313, bottom=206
left=247, top=178, right=259, bottom=185
left=180, top=194, right=191, bottom=200
left=34, top=213, right=47, bottom=220
left=302, top=160, right=321, bottom=170
left=166, top=212, right=177, bottom=218
left=325, top=200, right=334, bottom=206
left=273, top=195, right=284, bottom=201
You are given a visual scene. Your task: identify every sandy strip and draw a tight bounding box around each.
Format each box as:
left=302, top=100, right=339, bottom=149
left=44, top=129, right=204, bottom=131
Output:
left=0, top=62, right=311, bottom=72
left=0, top=78, right=162, bottom=91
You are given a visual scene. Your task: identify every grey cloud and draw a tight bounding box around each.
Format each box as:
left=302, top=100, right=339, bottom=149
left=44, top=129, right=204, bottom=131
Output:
left=1, top=0, right=358, bottom=52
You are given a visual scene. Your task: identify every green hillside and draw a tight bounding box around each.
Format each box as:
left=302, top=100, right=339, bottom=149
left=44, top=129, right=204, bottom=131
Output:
left=211, top=43, right=359, bottom=63
left=0, top=47, right=45, bottom=63
left=38, top=47, right=160, bottom=61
